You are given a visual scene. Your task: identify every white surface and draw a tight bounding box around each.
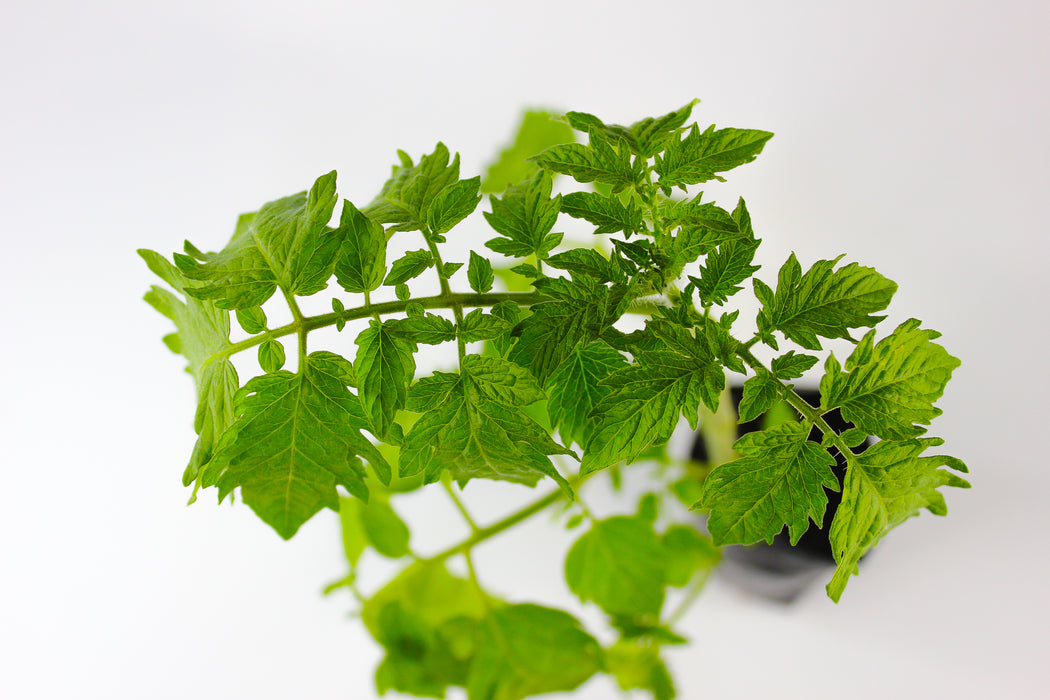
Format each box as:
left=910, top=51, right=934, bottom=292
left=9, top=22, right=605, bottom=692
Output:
left=2, top=1, right=1048, bottom=698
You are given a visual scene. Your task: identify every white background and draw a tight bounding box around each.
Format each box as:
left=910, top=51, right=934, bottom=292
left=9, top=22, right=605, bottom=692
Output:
left=3, top=1, right=1049, bottom=698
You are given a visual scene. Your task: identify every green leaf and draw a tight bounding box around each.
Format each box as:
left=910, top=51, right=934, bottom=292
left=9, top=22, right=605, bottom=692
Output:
left=827, top=438, right=970, bottom=601
left=563, top=110, right=638, bottom=151
left=334, top=199, right=386, bottom=294
left=482, top=110, right=576, bottom=195
left=700, top=421, right=839, bottom=546
left=427, top=176, right=482, bottom=234
left=483, top=170, right=561, bottom=259
left=458, top=309, right=513, bottom=343
left=530, top=133, right=641, bottom=189
left=582, top=322, right=724, bottom=475
left=462, top=354, right=546, bottom=406
left=355, top=320, right=416, bottom=438
left=606, top=642, right=677, bottom=700
left=565, top=515, right=668, bottom=617
left=560, top=191, right=645, bottom=236
left=756, top=253, right=898, bottom=350
left=737, top=372, right=780, bottom=423
left=140, top=249, right=240, bottom=486
left=257, top=340, right=286, bottom=373
left=235, top=306, right=267, bottom=334
left=689, top=236, right=761, bottom=306
left=389, top=312, right=457, bottom=345
left=770, top=350, right=819, bottom=380
left=661, top=524, right=720, bottom=587
left=655, top=124, right=773, bottom=187
left=399, top=376, right=573, bottom=493
left=363, top=562, right=489, bottom=697
left=819, top=319, right=961, bottom=440
left=546, top=340, right=629, bottom=449
left=630, top=99, right=699, bottom=158
left=337, top=496, right=367, bottom=566
left=384, top=249, right=435, bottom=286
left=358, top=497, right=411, bottom=558
left=176, top=172, right=344, bottom=308
left=406, top=371, right=461, bottom=412
left=467, top=250, right=494, bottom=293
left=466, top=604, right=602, bottom=700
left=209, top=352, right=392, bottom=539
left=545, top=248, right=623, bottom=284
left=364, top=144, right=462, bottom=233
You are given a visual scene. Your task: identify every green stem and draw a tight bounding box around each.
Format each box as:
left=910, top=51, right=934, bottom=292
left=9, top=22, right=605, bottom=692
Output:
left=424, top=228, right=467, bottom=363
left=281, top=288, right=308, bottom=365
left=442, top=477, right=480, bottom=533
left=207, top=292, right=542, bottom=366
left=664, top=566, right=714, bottom=627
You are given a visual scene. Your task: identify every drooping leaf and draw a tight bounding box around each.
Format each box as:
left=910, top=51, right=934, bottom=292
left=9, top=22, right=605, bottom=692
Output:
left=334, top=199, right=386, bottom=294
left=176, top=172, right=344, bottom=308
left=337, top=496, right=367, bottom=566
left=466, top=604, right=602, bottom=700
left=546, top=340, right=629, bottom=449
left=655, top=124, right=773, bottom=188
left=357, top=497, right=411, bottom=559
left=139, top=249, right=240, bottom=486
left=209, top=351, right=391, bottom=540
left=364, top=144, right=462, bottom=233
left=582, top=322, right=723, bottom=475
left=819, top=319, right=961, bottom=440
left=700, top=421, right=839, bottom=546
left=483, top=170, right=561, bottom=259
left=560, top=191, right=645, bottom=236
left=827, top=438, right=969, bottom=601
left=565, top=515, right=668, bottom=617
left=355, top=320, right=416, bottom=438
left=756, top=253, right=898, bottom=350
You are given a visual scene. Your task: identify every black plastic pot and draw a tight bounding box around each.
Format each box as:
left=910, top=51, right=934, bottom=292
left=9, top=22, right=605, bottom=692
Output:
left=691, top=386, right=871, bottom=603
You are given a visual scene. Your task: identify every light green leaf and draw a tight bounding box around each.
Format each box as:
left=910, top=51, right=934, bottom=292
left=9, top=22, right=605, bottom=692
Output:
left=546, top=340, right=629, bottom=449
left=337, top=496, right=367, bottom=566
left=257, top=340, right=286, bottom=373
left=210, top=351, right=392, bottom=539
left=483, top=170, right=561, bottom=259
left=334, top=199, right=386, bottom=293
left=364, top=144, right=461, bottom=233
left=565, top=515, right=668, bottom=617
left=819, top=319, right=961, bottom=440
left=384, top=249, right=435, bottom=286
left=661, top=524, right=720, bottom=587
left=701, top=421, right=838, bottom=546
left=139, top=249, right=240, bottom=486
left=176, top=172, right=344, bottom=308
left=629, top=99, right=699, bottom=158
left=466, top=604, right=602, bottom=700
left=606, top=641, right=677, bottom=700
left=756, top=253, right=897, bottom=350
left=560, top=191, right=645, bottom=236
left=582, top=322, right=723, bottom=475
left=655, top=124, right=773, bottom=187
left=354, top=320, right=416, bottom=438
left=458, top=309, right=513, bottom=343
left=467, top=250, right=494, bottom=293
left=358, top=497, right=411, bottom=559
left=482, top=110, right=576, bottom=195
left=427, top=176, right=482, bottom=234
left=235, top=306, right=267, bottom=334
left=827, top=438, right=970, bottom=601
left=771, top=350, right=818, bottom=380
left=688, top=236, right=761, bottom=306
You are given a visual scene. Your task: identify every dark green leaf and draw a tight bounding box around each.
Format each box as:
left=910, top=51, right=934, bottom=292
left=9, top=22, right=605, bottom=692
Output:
left=467, top=250, right=494, bottom=293
left=565, top=515, right=667, bottom=617
left=466, top=604, right=602, bottom=700
left=407, top=372, right=461, bottom=412
left=689, top=236, right=761, bottom=306
left=334, top=199, right=386, bottom=293
left=545, top=248, right=623, bottom=284
left=655, top=124, right=773, bottom=187
left=560, top=191, right=645, bottom=236
left=458, top=309, right=513, bottom=342
left=355, top=320, right=416, bottom=438
left=546, top=340, right=629, bottom=449
left=756, top=253, right=897, bottom=350
left=701, top=421, right=839, bottom=546
left=209, top=352, right=391, bottom=539
left=384, top=249, right=435, bottom=286
left=389, top=313, right=457, bottom=345
left=827, top=438, right=970, bottom=601
left=819, top=319, right=961, bottom=440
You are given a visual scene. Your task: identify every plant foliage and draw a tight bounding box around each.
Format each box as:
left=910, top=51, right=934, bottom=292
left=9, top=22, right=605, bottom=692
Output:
left=141, top=102, right=967, bottom=697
